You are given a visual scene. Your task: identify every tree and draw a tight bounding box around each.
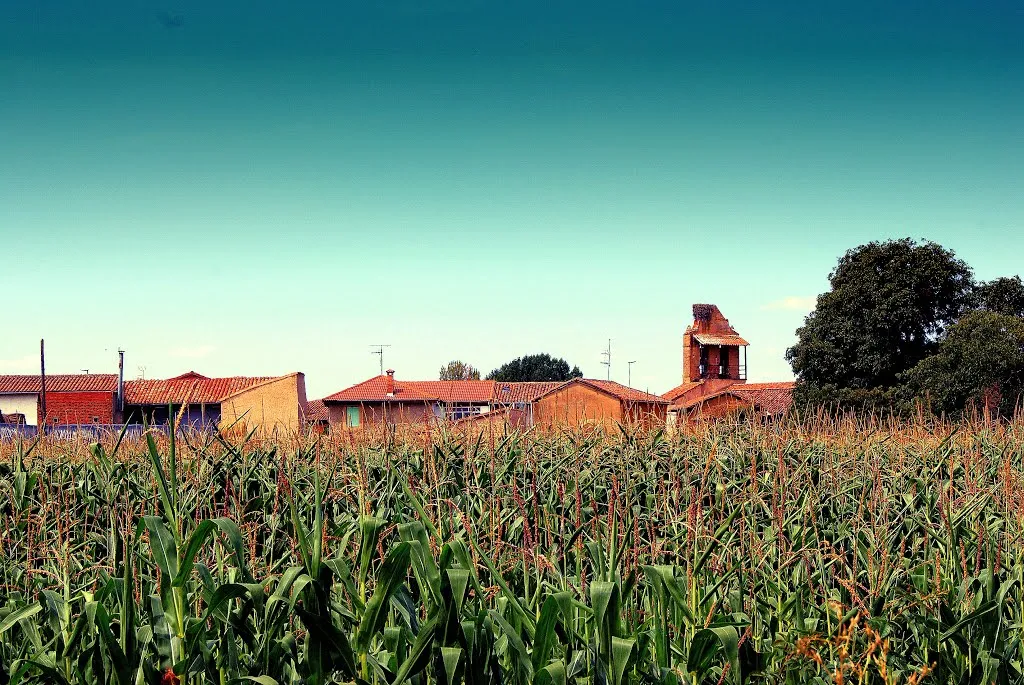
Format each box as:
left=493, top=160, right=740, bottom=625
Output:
left=786, top=239, right=975, bottom=408
left=901, top=310, right=1024, bottom=417
left=975, top=276, right=1024, bottom=318
left=439, top=360, right=481, bottom=381
left=486, top=354, right=583, bottom=382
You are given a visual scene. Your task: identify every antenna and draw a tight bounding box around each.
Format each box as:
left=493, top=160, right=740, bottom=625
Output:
left=627, top=360, right=637, bottom=387
left=81, top=369, right=89, bottom=374
left=369, top=344, right=391, bottom=374
left=600, top=339, right=611, bottom=381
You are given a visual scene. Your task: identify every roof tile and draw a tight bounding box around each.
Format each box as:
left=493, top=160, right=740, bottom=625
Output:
left=0, top=374, right=118, bottom=393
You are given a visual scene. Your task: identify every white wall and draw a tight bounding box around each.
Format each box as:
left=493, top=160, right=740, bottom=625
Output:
left=0, top=393, right=39, bottom=426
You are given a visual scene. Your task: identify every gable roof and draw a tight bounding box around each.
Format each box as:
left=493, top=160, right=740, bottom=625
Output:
left=676, top=381, right=794, bottom=415
left=323, top=375, right=439, bottom=403
left=0, top=374, right=118, bottom=394
left=529, top=378, right=669, bottom=404
left=491, top=381, right=565, bottom=404
left=660, top=380, right=704, bottom=403
left=124, top=371, right=278, bottom=405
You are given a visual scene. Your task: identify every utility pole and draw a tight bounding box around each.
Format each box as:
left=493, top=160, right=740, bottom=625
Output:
left=369, top=344, right=391, bottom=375
left=600, top=339, right=611, bottom=381
left=628, top=360, right=636, bottom=387
left=39, top=339, right=46, bottom=436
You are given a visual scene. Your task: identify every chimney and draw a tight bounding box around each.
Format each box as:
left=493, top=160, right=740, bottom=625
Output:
left=385, top=369, right=395, bottom=396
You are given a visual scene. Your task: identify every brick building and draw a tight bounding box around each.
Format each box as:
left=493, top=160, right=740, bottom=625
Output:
left=323, top=370, right=666, bottom=430
left=124, top=370, right=307, bottom=433
left=0, top=374, right=119, bottom=426
left=662, top=304, right=794, bottom=421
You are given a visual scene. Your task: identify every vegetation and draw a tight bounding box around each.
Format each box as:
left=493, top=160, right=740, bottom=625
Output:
left=787, top=238, right=1024, bottom=415
left=1, top=416, right=1023, bottom=684
left=487, top=354, right=583, bottom=382
left=439, top=361, right=482, bottom=381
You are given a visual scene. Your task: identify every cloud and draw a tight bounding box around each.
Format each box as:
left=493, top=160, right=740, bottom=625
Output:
left=761, top=296, right=817, bottom=311
left=0, top=355, right=37, bottom=372
left=169, top=345, right=216, bottom=359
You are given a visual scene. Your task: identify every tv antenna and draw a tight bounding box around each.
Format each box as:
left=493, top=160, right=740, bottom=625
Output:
left=600, top=339, right=611, bottom=381
left=369, top=344, right=391, bottom=374
left=627, top=360, right=637, bottom=387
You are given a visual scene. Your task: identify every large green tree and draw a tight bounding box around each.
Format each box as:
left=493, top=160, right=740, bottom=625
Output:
left=901, top=310, right=1024, bottom=417
left=486, top=353, right=583, bottom=382
left=786, top=238, right=975, bottom=408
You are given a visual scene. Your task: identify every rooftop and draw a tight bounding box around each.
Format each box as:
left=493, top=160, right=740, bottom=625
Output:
left=0, top=374, right=118, bottom=394
left=124, top=371, right=280, bottom=405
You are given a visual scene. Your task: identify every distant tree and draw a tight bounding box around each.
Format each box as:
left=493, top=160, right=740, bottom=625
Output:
left=975, top=276, right=1024, bottom=318
left=439, top=360, right=481, bottom=381
left=486, top=354, right=583, bottom=382
left=786, top=239, right=975, bottom=409
left=901, top=310, right=1024, bottom=417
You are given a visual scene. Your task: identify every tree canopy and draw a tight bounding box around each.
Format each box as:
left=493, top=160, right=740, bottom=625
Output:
left=486, top=354, right=583, bottom=382
left=439, top=360, right=481, bottom=381
left=975, top=276, right=1024, bottom=318
left=902, top=310, right=1024, bottom=417
left=785, top=238, right=1024, bottom=412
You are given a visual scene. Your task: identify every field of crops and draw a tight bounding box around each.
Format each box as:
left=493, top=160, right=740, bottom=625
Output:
left=1, top=416, right=1022, bottom=684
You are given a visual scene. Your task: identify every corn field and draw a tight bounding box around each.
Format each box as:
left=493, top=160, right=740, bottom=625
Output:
left=1, top=416, right=1023, bottom=684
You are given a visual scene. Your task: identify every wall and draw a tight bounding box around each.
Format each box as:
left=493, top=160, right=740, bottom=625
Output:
left=219, top=373, right=307, bottom=434
left=326, top=401, right=436, bottom=428
left=0, top=393, right=39, bottom=425
left=532, top=383, right=623, bottom=430
left=622, top=401, right=668, bottom=428
left=44, top=391, right=116, bottom=425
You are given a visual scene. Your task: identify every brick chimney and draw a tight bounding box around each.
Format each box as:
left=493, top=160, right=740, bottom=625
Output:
left=385, top=369, right=395, bottom=396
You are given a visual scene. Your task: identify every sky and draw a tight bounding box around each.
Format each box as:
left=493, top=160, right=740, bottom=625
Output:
left=1, top=0, right=1022, bottom=399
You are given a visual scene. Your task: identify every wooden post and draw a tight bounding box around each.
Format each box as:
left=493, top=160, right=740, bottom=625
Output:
left=39, top=339, right=47, bottom=436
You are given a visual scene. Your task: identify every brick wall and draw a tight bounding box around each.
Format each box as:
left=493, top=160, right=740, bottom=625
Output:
left=533, top=383, right=623, bottom=431
left=43, top=391, right=116, bottom=425
left=219, top=373, right=308, bottom=434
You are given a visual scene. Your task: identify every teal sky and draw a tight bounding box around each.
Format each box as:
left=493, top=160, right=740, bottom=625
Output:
left=2, top=1, right=1022, bottom=398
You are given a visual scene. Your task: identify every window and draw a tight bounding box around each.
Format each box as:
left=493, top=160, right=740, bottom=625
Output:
left=346, top=406, right=360, bottom=427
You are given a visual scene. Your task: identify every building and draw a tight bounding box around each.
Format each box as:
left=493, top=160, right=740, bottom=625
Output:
left=124, top=371, right=307, bottom=433
left=662, top=304, right=793, bottom=421
left=323, top=370, right=667, bottom=430
left=0, top=374, right=120, bottom=427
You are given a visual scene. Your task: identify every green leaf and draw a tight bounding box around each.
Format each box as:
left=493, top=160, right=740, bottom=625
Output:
left=688, top=626, right=740, bottom=685
left=355, top=541, right=413, bottom=651
left=441, top=646, right=464, bottom=685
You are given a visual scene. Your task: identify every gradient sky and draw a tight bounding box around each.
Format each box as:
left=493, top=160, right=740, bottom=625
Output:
left=2, top=0, right=1022, bottom=399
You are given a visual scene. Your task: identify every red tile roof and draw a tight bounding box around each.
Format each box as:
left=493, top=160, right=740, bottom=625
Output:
left=693, top=333, right=749, bottom=346
left=124, top=371, right=277, bottom=405
left=323, top=375, right=438, bottom=403
left=583, top=380, right=670, bottom=404
left=324, top=375, right=669, bottom=406
left=661, top=381, right=704, bottom=403
left=675, top=382, right=794, bottom=415
left=406, top=381, right=496, bottom=403
left=303, top=399, right=329, bottom=422
left=491, top=381, right=565, bottom=404
left=0, top=374, right=118, bottom=393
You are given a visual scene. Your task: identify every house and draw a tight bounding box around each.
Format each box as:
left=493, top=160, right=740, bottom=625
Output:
left=323, top=370, right=667, bottom=430
left=0, top=374, right=120, bottom=427
left=124, top=371, right=307, bottom=433
left=662, top=304, right=794, bottom=421
left=322, top=370, right=495, bottom=428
